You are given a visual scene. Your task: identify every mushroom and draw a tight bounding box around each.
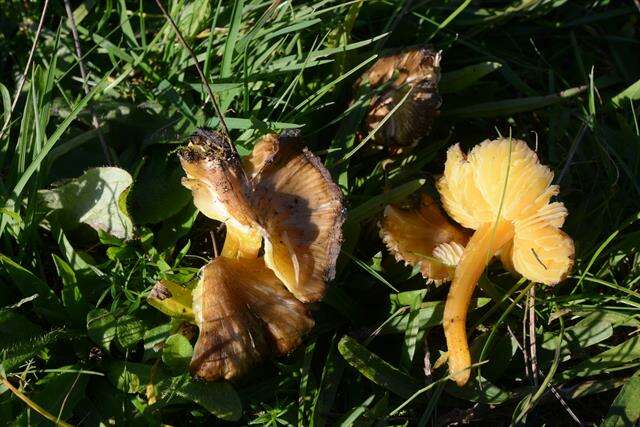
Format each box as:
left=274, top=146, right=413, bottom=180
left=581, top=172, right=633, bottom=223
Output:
left=355, top=45, right=442, bottom=153
left=437, top=138, right=574, bottom=385
left=190, top=257, right=314, bottom=380
left=379, top=193, right=469, bottom=283
left=179, top=129, right=344, bottom=302
left=175, top=128, right=344, bottom=381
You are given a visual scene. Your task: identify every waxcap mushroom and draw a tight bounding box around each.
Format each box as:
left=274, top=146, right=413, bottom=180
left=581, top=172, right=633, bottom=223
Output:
left=356, top=45, right=442, bottom=153
left=179, top=128, right=345, bottom=302
left=379, top=193, right=469, bottom=283
left=436, top=138, right=574, bottom=385
left=190, top=257, right=314, bottom=381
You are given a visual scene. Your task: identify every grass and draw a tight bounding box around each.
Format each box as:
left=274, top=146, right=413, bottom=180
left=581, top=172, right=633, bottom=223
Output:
left=1, top=0, right=639, bottom=425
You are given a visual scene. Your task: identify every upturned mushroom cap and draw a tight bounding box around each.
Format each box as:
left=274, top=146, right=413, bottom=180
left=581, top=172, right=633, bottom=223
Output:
left=357, top=46, right=442, bottom=150
left=179, top=129, right=258, bottom=235
left=251, top=131, right=345, bottom=302
left=379, top=193, right=469, bottom=283
left=437, top=139, right=574, bottom=284
left=179, top=129, right=344, bottom=301
left=190, top=257, right=314, bottom=381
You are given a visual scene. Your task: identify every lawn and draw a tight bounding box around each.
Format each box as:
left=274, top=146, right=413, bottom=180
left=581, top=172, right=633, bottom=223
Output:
left=1, top=0, right=640, bottom=425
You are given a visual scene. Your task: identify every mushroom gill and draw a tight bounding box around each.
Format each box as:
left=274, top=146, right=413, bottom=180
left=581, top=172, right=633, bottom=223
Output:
left=190, top=257, right=314, bottom=381
left=250, top=131, right=345, bottom=303
left=379, top=193, right=469, bottom=283
left=436, top=138, right=574, bottom=385
left=356, top=45, right=442, bottom=153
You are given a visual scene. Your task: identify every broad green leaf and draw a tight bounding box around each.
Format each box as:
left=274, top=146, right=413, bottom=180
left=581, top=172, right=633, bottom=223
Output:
left=162, top=333, right=193, bottom=371
left=116, top=314, right=145, bottom=349
left=558, top=335, right=640, bottom=381
left=541, top=311, right=613, bottom=359
left=39, top=167, right=134, bottom=240
left=86, top=308, right=117, bottom=349
left=128, top=154, right=191, bottom=224
left=601, top=369, right=640, bottom=427
left=177, top=381, right=242, bottom=421
left=611, top=79, right=640, bottom=107
left=338, top=335, right=421, bottom=398
left=147, top=280, right=194, bottom=322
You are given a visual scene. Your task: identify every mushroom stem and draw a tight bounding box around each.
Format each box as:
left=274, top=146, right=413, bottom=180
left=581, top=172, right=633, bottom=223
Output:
left=443, top=220, right=514, bottom=386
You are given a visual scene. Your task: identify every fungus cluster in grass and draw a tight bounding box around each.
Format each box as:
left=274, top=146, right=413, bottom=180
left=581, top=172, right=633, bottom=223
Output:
left=380, top=138, right=574, bottom=386
left=151, top=128, right=344, bottom=381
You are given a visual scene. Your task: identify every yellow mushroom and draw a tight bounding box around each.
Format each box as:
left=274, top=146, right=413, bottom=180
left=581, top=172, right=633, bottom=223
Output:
left=437, top=139, right=574, bottom=385
left=379, top=193, right=469, bottom=283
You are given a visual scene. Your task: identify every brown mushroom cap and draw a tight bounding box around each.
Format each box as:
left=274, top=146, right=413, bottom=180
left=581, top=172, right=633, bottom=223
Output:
left=179, top=129, right=345, bottom=301
left=379, top=193, right=469, bottom=283
left=179, top=129, right=257, bottom=232
left=190, top=257, right=314, bottom=381
left=356, top=46, right=442, bottom=151
left=251, top=131, right=345, bottom=302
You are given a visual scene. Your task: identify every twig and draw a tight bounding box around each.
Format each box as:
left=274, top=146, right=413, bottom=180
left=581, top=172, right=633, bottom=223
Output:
left=528, top=286, right=539, bottom=386
left=423, top=334, right=433, bottom=383
left=0, top=0, right=51, bottom=142
left=153, top=0, right=234, bottom=154
left=1, top=376, right=74, bottom=427
left=210, top=230, right=219, bottom=258
left=62, top=0, right=114, bottom=165
left=57, top=372, right=81, bottom=425
left=522, top=294, right=531, bottom=379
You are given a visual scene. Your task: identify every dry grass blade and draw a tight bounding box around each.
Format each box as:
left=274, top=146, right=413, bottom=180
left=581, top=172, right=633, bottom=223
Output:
left=153, top=0, right=233, bottom=153
left=62, top=0, right=113, bottom=165
left=1, top=376, right=74, bottom=427
left=0, top=0, right=50, bottom=142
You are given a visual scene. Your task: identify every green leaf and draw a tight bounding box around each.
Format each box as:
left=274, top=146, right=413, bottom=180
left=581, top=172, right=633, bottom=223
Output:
left=0, top=254, right=64, bottom=322
left=107, top=361, right=151, bottom=394
left=445, top=377, right=515, bottom=404
left=52, top=254, right=88, bottom=326
left=347, top=179, right=425, bottom=224
left=116, top=314, right=145, bottom=349
left=128, top=153, right=191, bottom=224
left=338, top=335, right=421, bottom=398
left=86, top=308, right=117, bottom=349
left=558, top=334, right=640, bottom=381
left=147, top=280, right=194, bottom=322
left=162, top=333, right=193, bottom=371
left=39, top=167, right=135, bottom=240
left=176, top=380, right=242, bottom=421
left=0, top=329, right=68, bottom=372
left=541, top=312, right=613, bottom=359
left=175, top=0, right=211, bottom=40
left=611, top=78, right=640, bottom=107
left=440, top=62, right=502, bottom=94
left=601, top=369, right=640, bottom=427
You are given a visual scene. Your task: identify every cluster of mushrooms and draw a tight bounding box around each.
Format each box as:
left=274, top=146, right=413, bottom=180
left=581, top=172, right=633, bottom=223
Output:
left=149, top=46, right=574, bottom=387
